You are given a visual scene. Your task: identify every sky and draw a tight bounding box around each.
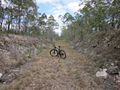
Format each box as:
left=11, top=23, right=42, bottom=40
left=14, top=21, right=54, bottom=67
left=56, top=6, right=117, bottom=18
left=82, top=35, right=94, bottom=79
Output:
left=36, top=0, right=85, bottom=35
left=1, top=0, right=85, bottom=35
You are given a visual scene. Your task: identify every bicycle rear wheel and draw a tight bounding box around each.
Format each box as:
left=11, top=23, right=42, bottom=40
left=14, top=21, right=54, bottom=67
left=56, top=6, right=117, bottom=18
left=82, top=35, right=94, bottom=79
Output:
left=60, top=50, right=66, bottom=59
left=50, top=49, right=58, bottom=57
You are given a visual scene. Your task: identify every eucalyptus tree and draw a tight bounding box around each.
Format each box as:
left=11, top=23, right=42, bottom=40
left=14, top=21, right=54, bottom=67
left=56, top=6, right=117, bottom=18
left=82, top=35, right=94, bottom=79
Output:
left=61, top=13, right=76, bottom=41
left=0, top=6, right=4, bottom=30
left=108, top=0, right=120, bottom=29
left=5, top=7, right=15, bottom=32
left=38, top=13, right=47, bottom=36
left=46, top=15, right=59, bottom=42
left=61, top=0, right=120, bottom=43
left=11, top=0, right=37, bottom=33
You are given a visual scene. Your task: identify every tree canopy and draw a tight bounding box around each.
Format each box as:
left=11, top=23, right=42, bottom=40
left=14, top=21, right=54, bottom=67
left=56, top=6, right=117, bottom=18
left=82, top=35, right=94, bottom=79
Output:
left=0, top=0, right=59, bottom=42
left=61, top=0, right=120, bottom=41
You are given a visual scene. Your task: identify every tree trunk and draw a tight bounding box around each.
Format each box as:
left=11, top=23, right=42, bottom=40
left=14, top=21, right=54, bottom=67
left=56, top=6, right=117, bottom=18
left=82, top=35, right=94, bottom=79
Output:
left=18, top=5, right=21, bottom=31
left=111, top=15, right=115, bottom=29
left=8, top=23, right=10, bottom=32
left=8, top=11, right=13, bottom=32
left=7, top=16, right=10, bottom=32
left=18, top=16, right=21, bottom=31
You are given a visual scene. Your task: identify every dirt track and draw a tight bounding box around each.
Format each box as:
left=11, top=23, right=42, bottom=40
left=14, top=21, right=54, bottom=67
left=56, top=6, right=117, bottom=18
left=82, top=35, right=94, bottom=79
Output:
left=1, top=41, right=101, bottom=90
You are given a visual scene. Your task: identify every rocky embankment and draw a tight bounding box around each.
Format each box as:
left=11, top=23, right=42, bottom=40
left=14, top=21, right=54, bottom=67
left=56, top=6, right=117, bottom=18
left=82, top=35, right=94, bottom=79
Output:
left=0, top=34, right=43, bottom=83
left=71, top=30, right=120, bottom=90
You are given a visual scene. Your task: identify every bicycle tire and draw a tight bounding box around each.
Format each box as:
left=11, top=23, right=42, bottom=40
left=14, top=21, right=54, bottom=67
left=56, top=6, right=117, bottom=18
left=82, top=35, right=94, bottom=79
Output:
left=60, top=50, right=66, bottom=59
left=50, top=49, right=58, bottom=57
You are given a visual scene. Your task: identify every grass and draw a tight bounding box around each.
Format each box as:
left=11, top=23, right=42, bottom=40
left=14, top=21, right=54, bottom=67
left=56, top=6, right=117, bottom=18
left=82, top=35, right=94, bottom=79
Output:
left=0, top=41, right=101, bottom=90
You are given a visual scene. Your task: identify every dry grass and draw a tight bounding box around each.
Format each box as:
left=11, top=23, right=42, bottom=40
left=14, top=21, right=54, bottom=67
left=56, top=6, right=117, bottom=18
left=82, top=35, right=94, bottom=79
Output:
left=0, top=41, right=101, bottom=90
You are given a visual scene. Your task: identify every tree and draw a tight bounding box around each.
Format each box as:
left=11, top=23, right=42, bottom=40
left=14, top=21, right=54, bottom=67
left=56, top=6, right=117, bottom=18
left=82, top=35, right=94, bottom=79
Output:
left=46, top=15, right=58, bottom=42
left=61, top=0, right=120, bottom=42
left=108, top=0, right=120, bottom=29
left=0, top=6, right=4, bottom=31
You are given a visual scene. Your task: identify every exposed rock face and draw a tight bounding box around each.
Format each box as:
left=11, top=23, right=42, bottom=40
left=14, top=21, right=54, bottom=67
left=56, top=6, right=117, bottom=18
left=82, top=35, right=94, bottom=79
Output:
left=0, top=34, right=41, bottom=72
left=71, top=30, right=120, bottom=90
left=72, top=30, right=120, bottom=69
left=0, top=34, right=47, bottom=84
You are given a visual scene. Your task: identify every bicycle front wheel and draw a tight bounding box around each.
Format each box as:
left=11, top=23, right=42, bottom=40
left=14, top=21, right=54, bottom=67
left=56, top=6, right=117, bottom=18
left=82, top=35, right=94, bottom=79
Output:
left=50, top=49, right=58, bottom=57
left=60, top=50, right=66, bottom=59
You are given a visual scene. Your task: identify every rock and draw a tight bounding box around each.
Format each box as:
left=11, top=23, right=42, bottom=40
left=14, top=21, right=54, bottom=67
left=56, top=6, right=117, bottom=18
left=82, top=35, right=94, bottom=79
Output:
left=0, top=73, right=3, bottom=78
left=42, top=43, right=47, bottom=48
left=106, top=65, right=119, bottom=76
left=0, top=72, right=17, bottom=83
left=96, top=68, right=108, bottom=79
left=116, top=74, right=120, bottom=83
left=92, top=45, right=97, bottom=48
left=0, top=73, right=5, bottom=83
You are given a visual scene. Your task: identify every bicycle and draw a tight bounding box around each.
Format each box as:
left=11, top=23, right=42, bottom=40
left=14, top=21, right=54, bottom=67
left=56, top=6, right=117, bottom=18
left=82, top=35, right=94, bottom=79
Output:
left=50, top=46, right=66, bottom=59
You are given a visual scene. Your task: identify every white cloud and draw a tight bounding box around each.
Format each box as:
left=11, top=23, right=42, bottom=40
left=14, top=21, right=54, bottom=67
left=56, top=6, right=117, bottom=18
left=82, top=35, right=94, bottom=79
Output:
left=1, top=0, right=7, bottom=8
left=67, top=1, right=84, bottom=12
left=1, top=0, right=6, bottom=4
left=36, top=0, right=85, bottom=35
left=36, top=0, right=56, bottom=4
left=51, top=8, right=66, bottom=35
left=67, top=2, right=79, bottom=11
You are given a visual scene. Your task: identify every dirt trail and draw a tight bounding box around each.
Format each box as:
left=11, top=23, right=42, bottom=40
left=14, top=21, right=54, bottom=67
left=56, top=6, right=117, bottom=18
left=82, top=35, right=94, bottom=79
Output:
left=1, top=41, right=100, bottom=90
